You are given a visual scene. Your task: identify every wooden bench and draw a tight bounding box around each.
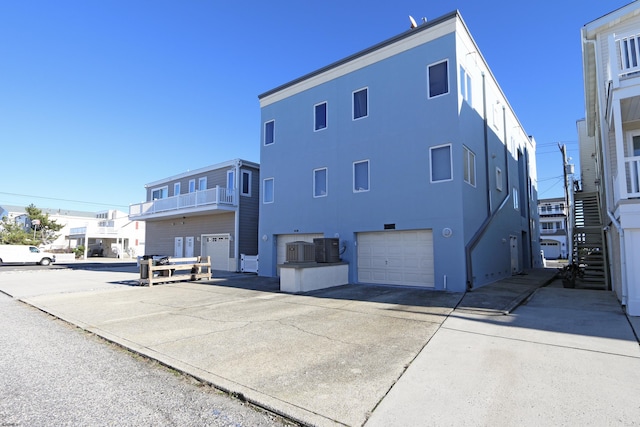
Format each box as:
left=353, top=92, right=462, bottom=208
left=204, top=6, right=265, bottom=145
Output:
left=139, top=256, right=211, bottom=287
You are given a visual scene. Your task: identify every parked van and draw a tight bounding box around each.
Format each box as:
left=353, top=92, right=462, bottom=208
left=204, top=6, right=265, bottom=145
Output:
left=0, top=245, right=57, bottom=266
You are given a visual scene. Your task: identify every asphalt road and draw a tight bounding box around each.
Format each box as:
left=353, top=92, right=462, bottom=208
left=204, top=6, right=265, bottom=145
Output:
left=0, top=292, right=292, bottom=427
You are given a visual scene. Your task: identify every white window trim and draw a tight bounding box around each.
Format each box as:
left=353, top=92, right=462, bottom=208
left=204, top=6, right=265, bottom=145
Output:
left=151, top=185, right=168, bottom=200
left=496, top=167, right=503, bottom=191
left=263, top=177, right=274, bottom=204
left=430, top=143, right=453, bottom=183
left=352, top=87, right=369, bottom=121
left=264, top=119, right=275, bottom=146
left=173, top=182, right=181, bottom=196
left=198, top=177, right=207, bottom=191
left=353, top=159, right=370, bottom=193
left=463, top=146, right=476, bottom=187
left=513, top=187, right=519, bottom=210
left=241, top=170, right=252, bottom=197
left=227, top=170, right=235, bottom=191
left=427, top=59, right=449, bottom=99
left=188, top=179, right=196, bottom=193
left=314, top=101, right=328, bottom=132
left=459, top=65, right=472, bottom=106
left=313, top=167, right=328, bottom=198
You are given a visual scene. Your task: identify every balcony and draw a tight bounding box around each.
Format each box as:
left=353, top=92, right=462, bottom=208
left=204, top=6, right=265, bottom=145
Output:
left=69, top=226, right=118, bottom=237
left=129, top=186, right=236, bottom=220
left=613, top=156, right=640, bottom=201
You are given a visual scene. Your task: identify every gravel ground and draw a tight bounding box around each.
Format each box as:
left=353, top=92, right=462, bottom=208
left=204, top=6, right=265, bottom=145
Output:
left=0, top=293, right=293, bottom=427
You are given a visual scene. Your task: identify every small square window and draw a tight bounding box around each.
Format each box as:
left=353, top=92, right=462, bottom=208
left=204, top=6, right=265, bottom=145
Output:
left=315, top=102, right=327, bottom=131
left=428, top=60, right=449, bottom=98
left=496, top=168, right=503, bottom=191
left=263, top=178, right=274, bottom=204
left=313, top=168, right=328, bottom=197
left=430, top=144, right=452, bottom=182
left=353, top=88, right=368, bottom=120
left=264, top=120, right=275, bottom=145
left=463, top=146, right=476, bottom=187
left=353, top=160, right=370, bottom=192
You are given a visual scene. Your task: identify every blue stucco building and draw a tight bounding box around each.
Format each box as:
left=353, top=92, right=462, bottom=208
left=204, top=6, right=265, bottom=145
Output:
left=258, top=11, right=541, bottom=293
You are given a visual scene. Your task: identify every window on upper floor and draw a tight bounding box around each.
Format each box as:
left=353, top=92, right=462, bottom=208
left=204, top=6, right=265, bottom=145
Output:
left=227, top=170, right=235, bottom=192
left=263, top=178, right=274, bottom=203
left=428, top=60, right=449, bottom=98
left=241, top=170, right=252, bottom=196
left=188, top=179, right=195, bottom=193
left=430, top=144, right=452, bottom=183
left=198, top=177, right=207, bottom=191
left=313, top=168, right=328, bottom=198
left=151, top=186, right=168, bottom=200
left=315, top=102, right=327, bottom=131
left=513, top=187, right=519, bottom=210
left=174, top=182, right=181, bottom=196
left=459, top=66, right=472, bottom=105
left=463, top=146, right=476, bottom=187
left=353, top=160, right=370, bottom=192
left=264, top=120, right=275, bottom=145
left=353, top=88, right=368, bottom=120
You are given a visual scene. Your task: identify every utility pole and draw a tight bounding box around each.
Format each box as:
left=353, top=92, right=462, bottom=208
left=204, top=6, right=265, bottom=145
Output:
left=559, top=143, right=571, bottom=263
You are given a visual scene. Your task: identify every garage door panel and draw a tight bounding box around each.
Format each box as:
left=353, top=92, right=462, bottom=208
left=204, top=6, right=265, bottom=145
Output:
left=357, top=230, right=434, bottom=288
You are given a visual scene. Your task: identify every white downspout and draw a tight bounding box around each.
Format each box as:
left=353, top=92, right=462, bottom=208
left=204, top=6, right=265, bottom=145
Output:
left=234, top=160, right=241, bottom=272
left=607, top=210, right=627, bottom=305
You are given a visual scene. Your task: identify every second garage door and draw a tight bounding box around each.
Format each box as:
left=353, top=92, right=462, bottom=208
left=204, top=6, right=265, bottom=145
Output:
left=357, top=230, right=434, bottom=288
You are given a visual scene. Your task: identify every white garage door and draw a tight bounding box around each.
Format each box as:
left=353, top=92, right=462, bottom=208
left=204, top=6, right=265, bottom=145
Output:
left=541, top=241, right=561, bottom=259
left=276, top=233, right=324, bottom=267
left=357, top=230, right=434, bottom=288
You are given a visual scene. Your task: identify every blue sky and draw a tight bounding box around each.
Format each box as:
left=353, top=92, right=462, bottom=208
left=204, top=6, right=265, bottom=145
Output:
left=0, top=1, right=632, bottom=212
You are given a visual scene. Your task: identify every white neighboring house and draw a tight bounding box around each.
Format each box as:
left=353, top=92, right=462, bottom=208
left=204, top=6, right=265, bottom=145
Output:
left=581, top=2, right=640, bottom=316
left=0, top=205, right=145, bottom=259
left=538, top=197, right=568, bottom=259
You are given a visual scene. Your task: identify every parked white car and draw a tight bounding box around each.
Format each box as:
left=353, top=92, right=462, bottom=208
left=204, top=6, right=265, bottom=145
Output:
left=0, top=245, right=57, bottom=266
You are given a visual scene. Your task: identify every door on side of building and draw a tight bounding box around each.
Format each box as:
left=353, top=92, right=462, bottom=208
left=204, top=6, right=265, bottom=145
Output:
left=202, top=234, right=230, bottom=271
left=510, top=235, right=520, bottom=274
left=174, top=237, right=184, bottom=258
left=357, top=229, right=435, bottom=288
left=185, top=236, right=195, bottom=258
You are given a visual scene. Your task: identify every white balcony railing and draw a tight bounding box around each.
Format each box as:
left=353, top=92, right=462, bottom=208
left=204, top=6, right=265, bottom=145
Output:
left=129, top=186, right=236, bottom=218
left=69, top=226, right=118, bottom=236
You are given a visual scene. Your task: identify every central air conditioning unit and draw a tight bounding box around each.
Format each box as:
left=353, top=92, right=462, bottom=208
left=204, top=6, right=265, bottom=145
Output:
left=285, top=241, right=315, bottom=263
left=314, top=238, right=340, bottom=263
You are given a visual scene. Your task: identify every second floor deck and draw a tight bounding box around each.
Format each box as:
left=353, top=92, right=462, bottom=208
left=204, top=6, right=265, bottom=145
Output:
left=129, top=186, right=236, bottom=220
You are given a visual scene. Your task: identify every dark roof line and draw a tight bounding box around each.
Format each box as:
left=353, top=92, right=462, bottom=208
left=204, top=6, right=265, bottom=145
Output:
left=258, top=10, right=459, bottom=100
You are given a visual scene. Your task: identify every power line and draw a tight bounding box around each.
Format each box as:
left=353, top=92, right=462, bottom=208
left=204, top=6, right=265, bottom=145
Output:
left=0, top=191, right=129, bottom=209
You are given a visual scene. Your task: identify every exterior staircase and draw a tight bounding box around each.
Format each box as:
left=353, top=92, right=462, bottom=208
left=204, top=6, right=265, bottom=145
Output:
left=572, top=191, right=608, bottom=289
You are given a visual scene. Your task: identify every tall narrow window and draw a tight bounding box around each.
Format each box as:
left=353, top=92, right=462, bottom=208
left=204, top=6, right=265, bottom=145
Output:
left=227, top=170, right=235, bottom=192
left=314, top=102, right=327, bottom=131
left=263, top=178, right=274, bottom=203
left=430, top=144, right=452, bottom=182
left=428, top=60, right=449, bottom=98
left=513, top=187, right=519, bottom=210
left=353, top=88, right=368, bottom=120
left=313, top=168, right=328, bottom=197
left=459, top=66, right=472, bottom=105
left=463, top=146, right=476, bottom=186
left=264, top=120, right=275, bottom=145
left=496, top=167, right=503, bottom=191
left=198, top=177, right=207, bottom=191
left=174, top=182, right=181, bottom=196
left=241, top=170, right=252, bottom=196
left=188, top=179, right=196, bottom=193
left=353, top=160, right=370, bottom=192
